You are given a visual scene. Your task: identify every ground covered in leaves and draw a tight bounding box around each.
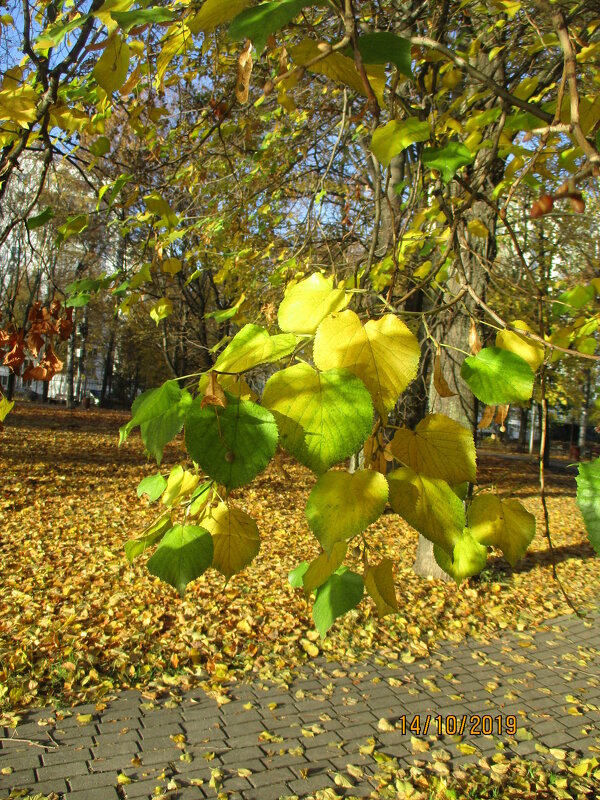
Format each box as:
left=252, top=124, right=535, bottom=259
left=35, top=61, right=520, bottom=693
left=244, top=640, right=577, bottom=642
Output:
left=1, top=403, right=598, bottom=716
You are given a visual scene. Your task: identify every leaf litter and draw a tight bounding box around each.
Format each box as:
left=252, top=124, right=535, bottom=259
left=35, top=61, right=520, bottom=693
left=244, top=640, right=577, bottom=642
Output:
left=1, top=403, right=598, bottom=721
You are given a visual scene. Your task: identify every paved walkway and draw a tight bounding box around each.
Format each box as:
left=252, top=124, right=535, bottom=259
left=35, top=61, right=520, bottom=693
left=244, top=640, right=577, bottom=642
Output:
left=1, top=612, right=599, bottom=800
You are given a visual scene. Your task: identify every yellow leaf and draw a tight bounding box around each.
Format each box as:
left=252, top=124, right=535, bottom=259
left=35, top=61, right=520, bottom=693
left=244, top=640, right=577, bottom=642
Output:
left=314, top=309, right=420, bottom=418
left=467, top=219, right=489, bottom=239
left=187, top=0, right=251, bottom=34
left=378, top=717, right=395, bottom=732
left=76, top=713, right=93, bottom=724
left=92, top=35, right=130, bottom=94
left=389, top=413, right=476, bottom=484
left=468, top=494, right=536, bottom=566
left=364, top=559, right=398, bottom=617
left=290, top=40, right=387, bottom=108
left=411, top=736, right=430, bottom=752
left=550, top=748, right=567, bottom=760
left=0, top=395, right=14, bottom=423
left=150, top=297, right=173, bottom=324
left=117, top=773, right=132, bottom=785
left=301, top=639, right=319, bottom=657
left=496, top=321, right=545, bottom=372
left=237, top=768, right=252, bottom=778
left=306, top=470, right=388, bottom=552
left=201, top=502, right=260, bottom=580
left=278, top=273, right=348, bottom=335
left=161, top=258, right=182, bottom=275
left=302, top=542, right=347, bottom=593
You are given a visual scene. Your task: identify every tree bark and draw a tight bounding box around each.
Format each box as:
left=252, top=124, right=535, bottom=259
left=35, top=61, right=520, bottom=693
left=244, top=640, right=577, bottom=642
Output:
left=65, top=310, right=77, bottom=409
left=100, top=330, right=115, bottom=407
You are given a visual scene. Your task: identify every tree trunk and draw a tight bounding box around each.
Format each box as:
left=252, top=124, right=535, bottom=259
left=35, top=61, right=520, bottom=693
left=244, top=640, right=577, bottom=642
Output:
left=74, top=306, right=89, bottom=403
left=518, top=406, right=529, bottom=451
left=100, top=331, right=115, bottom=407
left=5, top=370, right=15, bottom=401
left=65, top=310, right=77, bottom=409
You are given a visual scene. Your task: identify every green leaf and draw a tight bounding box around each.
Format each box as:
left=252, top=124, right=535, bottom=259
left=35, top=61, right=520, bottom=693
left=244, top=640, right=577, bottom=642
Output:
left=89, top=136, right=111, bottom=157
left=92, top=35, right=130, bottom=94
left=278, top=273, right=348, bottom=335
left=576, top=457, right=600, bottom=554
left=303, top=542, right=348, bottom=593
left=229, top=0, right=309, bottom=56
left=305, top=470, right=388, bottom=553
left=313, top=568, right=364, bottom=638
left=119, top=381, right=192, bottom=465
left=314, top=310, right=420, bottom=418
left=111, top=8, right=175, bottom=32
left=185, top=393, right=278, bottom=489
left=26, top=206, right=54, bottom=230
left=552, top=284, right=595, bottom=318
left=137, top=473, right=167, bottom=502
left=56, top=214, right=88, bottom=245
left=460, top=347, right=534, bottom=405
left=65, top=294, right=91, bottom=308
left=363, top=558, right=398, bottom=617
left=144, top=191, right=179, bottom=229
left=468, top=494, right=536, bottom=565
left=388, top=466, right=464, bottom=555
left=214, top=324, right=296, bottom=373
left=289, top=561, right=309, bottom=588
left=147, top=524, right=214, bottom=597
left=434, top=530, right=488, bottom=583
left=422, top=141, right=474, bottom=183
left=125, top=512, right=172, bottom=562
left=389, top=413, right=476, bottom=484
left=33, top=14, right=90, bottom=50
left=262, top=363, right=374, bottom=474
left=200, top=503, right=260, bottom=580
left=357, top=32, right=411, bottom=76
left=371, top=118, right=430, bottom=168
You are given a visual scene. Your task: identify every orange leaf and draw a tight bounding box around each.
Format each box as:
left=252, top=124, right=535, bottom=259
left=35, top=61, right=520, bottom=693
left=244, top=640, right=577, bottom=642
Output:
left=469, top=319, right=482, bottom=355
left=478, top=404, right=496, bottom=429
left=201, top=371, right=227, bottom=409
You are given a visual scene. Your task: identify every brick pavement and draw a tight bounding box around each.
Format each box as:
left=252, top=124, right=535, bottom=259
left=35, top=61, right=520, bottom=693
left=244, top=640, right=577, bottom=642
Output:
left=1, top=611, right=599, bottom=799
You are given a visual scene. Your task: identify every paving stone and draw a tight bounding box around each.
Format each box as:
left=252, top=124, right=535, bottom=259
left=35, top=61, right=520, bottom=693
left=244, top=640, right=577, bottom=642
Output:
left=37, top=759, right=88, bottom=780
left=69, top=769, right=122, bottom=791
left=89, top=753, right=141, bottom=772
left=0, top=766, right=36, bottom=790
left=138, top=745, right=184, bottom=766
left=0, top=751, right=41, bottom=771
left=41, top=745, right=92, bottom=766
left=220, top=745, right=265, bottom=765
left=69, top=787, right=119, bottom=800
left=32, top=777, right=69, bottom=795
left=287, top=771, right=334, bottom=795
left=248, top=765, right=295, bottom=787
left=92, top=740, right=140, bottom=759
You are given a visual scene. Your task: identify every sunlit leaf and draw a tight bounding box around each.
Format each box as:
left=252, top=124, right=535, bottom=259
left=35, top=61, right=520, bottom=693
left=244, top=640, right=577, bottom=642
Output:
left=363, top=558, right=398, bottom=617
left=468, top=494, right=536, bottom=565
left=92, top=35, right=130, bottom=94
left=576, top=457, right=600, bottom=554
left=137, top=473, right=167, bottom=502
left=461, top=347, right=534, bottom=405
left=214, top=324, right=296, bottom=373
left=389, top=413, right=476, bottom=484
left=314, top=310, right=420, bottom=418
left=200, top=503, right=260, bottom=580
left=388, top=466, right=464, bottom=555
left=371, top=118, right=431, bottom=168
left=262, top=363, right=373, bottom=474
left=303, top=542, right=347, bottom=593
left=278, top=273, right=348, bottom=335
left=434, top=531, right=488, bottom=583
left=305, top=470, right=388, bottom=552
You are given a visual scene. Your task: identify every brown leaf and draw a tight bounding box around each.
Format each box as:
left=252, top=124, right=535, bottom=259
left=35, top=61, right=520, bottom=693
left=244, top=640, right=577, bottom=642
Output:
left=236, top=40, right=253, bottom=104
left=494, top=404, right=509, bottom=429
left=433, top=349, right=457, bottom=397
left=469, top=319, right=482, bottom=355
left=478, top=405, right=496, bottom=429
left=201, top=371, right=227, bottom=409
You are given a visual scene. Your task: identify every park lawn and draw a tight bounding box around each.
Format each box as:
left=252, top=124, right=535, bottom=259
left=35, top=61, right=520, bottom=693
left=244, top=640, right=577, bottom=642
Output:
left=0, top=402, right=598, bottom=716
